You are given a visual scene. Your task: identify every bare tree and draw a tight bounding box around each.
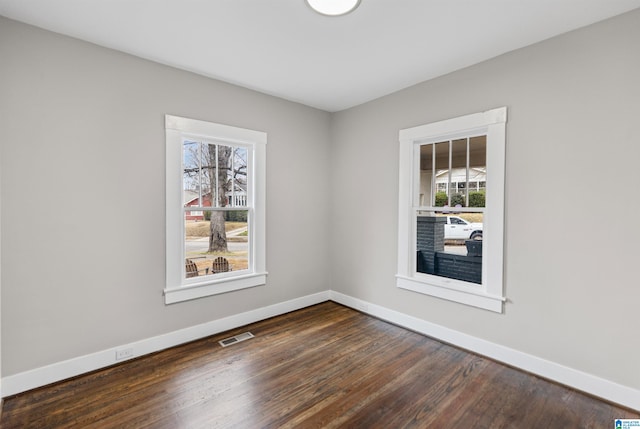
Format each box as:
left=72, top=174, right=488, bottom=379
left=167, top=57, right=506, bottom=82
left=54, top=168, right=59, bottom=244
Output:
left=183, top=141, right=247, bottom=254
left=208, top=145, right=231, bottom=252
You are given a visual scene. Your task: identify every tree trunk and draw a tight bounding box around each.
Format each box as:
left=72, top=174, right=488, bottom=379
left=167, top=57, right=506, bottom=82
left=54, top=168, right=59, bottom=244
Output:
left=209, top=210, right=227, bottom=252
left=207, top=145, right=232, bottom=252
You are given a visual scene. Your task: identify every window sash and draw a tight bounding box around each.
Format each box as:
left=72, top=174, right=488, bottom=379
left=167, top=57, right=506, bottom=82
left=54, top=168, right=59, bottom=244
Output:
left=182, top=139, right=251, bottom=209
left=397, top=107, right=506, bottom=313
left=165, top=115, right=267, bottom=304
left=182, top=208, right=253, bottom=284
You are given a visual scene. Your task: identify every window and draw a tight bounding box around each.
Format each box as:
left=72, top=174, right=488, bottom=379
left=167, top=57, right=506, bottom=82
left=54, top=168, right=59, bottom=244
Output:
left=450, top=217, right=466, bottom=225
left=397, top=107, right=506, bottom=312
left=165, top=115, right=267, bottom=304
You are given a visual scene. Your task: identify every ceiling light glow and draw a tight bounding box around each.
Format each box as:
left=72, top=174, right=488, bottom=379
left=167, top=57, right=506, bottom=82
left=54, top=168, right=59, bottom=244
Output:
left=306, top=0, right=361, bottom=16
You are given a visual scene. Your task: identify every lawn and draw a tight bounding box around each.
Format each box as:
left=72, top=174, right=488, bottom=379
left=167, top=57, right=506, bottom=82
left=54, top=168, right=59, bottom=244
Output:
left=185, top=221, right=247, bottom=238
left=185, top=221, right=249, bottom=273
left=456, top=213, right=483, bottom=223
left=436, top=212, right=483, bottom=223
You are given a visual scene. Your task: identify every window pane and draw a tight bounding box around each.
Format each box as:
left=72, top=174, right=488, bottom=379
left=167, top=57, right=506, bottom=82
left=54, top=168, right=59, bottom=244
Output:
left=451, top=138, right=467, bottom=207
left=217, top=144, right=234, bottom=208
left=184, top=210, right=249, bottom=279
left=416, top=211, right=483, bottom=284
left=419, top=144, right=433, bottom=206
left=469, top=136, right=487, bottom=206
left=230, top=147, right=248, bottom=207
left=183, top=140, right=201, bottom=206
left=200, top=143, right=217, bottom=208
left=434, top=141, right=449, bottom=206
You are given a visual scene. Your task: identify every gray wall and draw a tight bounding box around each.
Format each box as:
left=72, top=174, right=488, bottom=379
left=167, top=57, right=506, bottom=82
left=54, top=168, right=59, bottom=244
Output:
left=330, top=9, right=640, bottom=389
left=2, top=8, right=640, bottom=392
left=0, top=17, right=331, bottom=375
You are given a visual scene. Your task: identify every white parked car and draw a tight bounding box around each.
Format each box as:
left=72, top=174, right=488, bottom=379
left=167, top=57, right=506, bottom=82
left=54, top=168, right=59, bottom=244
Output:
left=444, top=216, right=483, bottom=240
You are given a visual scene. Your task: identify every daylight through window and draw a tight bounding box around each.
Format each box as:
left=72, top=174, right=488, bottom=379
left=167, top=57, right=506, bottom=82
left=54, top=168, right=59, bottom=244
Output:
left=183, top=141, right=250, bottom=278
left=165, top=115, right=267, bottom=304
left=397, top=107, right=506, bottom=312
left=417, top=136, right=486, bottom=284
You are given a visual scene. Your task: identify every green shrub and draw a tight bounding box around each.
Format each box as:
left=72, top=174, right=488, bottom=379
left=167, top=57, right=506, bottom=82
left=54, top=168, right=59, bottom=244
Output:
left=201, top=210, right=247, bottom=222
left=225, top=210, right=248, bottom=222
left=450, top=193, right=465, bottom=207
left=435, top=192, right=448, bottom=207
left=468, top=191, right=486, bottom=207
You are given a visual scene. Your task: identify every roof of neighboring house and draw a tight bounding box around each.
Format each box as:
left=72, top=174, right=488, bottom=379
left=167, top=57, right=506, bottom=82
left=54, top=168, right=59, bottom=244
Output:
left=184, top=190, right=200, bottom=206
left=435, top=167, right=486, bottom=183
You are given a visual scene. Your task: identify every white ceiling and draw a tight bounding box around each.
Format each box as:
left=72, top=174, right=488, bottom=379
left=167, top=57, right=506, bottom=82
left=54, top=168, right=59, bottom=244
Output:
left=2, top=0, right=639, bottom=112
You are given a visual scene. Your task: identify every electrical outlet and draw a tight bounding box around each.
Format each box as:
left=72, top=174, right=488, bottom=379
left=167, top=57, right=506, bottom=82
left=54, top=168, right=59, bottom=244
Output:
left=115, top=347, right=134, bottom=361
left=356, top=302, right=368, bottom=312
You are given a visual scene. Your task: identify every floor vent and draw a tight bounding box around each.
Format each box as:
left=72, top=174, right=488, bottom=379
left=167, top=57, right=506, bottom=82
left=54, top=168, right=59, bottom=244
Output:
left=219, top=332, right=255, bottom=347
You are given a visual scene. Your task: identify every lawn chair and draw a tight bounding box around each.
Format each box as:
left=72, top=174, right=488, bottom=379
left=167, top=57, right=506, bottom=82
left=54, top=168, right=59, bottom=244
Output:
left=211, top=256, right=231, bottom=274
left=185, top=259, right=209, bottom=277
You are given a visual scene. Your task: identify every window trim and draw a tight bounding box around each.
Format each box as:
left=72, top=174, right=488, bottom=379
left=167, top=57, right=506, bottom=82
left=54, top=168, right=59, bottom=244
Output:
left=164, top=115, right=267, bottom=304
left=397, top=107, right=506, bottom=313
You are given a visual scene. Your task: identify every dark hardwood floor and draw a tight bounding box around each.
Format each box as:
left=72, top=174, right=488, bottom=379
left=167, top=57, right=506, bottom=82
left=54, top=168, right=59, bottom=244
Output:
left=2, top=301, right=638, bottom=428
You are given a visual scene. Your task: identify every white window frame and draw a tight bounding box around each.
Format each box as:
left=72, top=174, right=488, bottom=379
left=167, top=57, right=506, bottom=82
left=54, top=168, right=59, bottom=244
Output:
left=397, top=107, right=506, bottom=313
left=165, top=115, right=267, bottom=304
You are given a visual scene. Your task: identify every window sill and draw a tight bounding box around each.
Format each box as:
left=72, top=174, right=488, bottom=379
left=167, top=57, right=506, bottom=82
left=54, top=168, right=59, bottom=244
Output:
left=396, top=275, right=505, bottom=313
left=164, top=272, right=268, bottom=304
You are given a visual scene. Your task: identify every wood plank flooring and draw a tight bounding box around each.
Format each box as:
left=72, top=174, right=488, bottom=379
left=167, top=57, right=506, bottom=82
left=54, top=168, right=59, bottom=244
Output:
left=1, top=301, right=638, bottom=428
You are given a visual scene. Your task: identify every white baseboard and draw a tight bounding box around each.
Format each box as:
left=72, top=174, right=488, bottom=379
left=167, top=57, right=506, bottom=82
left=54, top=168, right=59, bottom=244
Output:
left=329, top=290, right=640, bottom=412
left=1, top=291, right=330, bottom=397
left=3, top=289, right=638, bottom=412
